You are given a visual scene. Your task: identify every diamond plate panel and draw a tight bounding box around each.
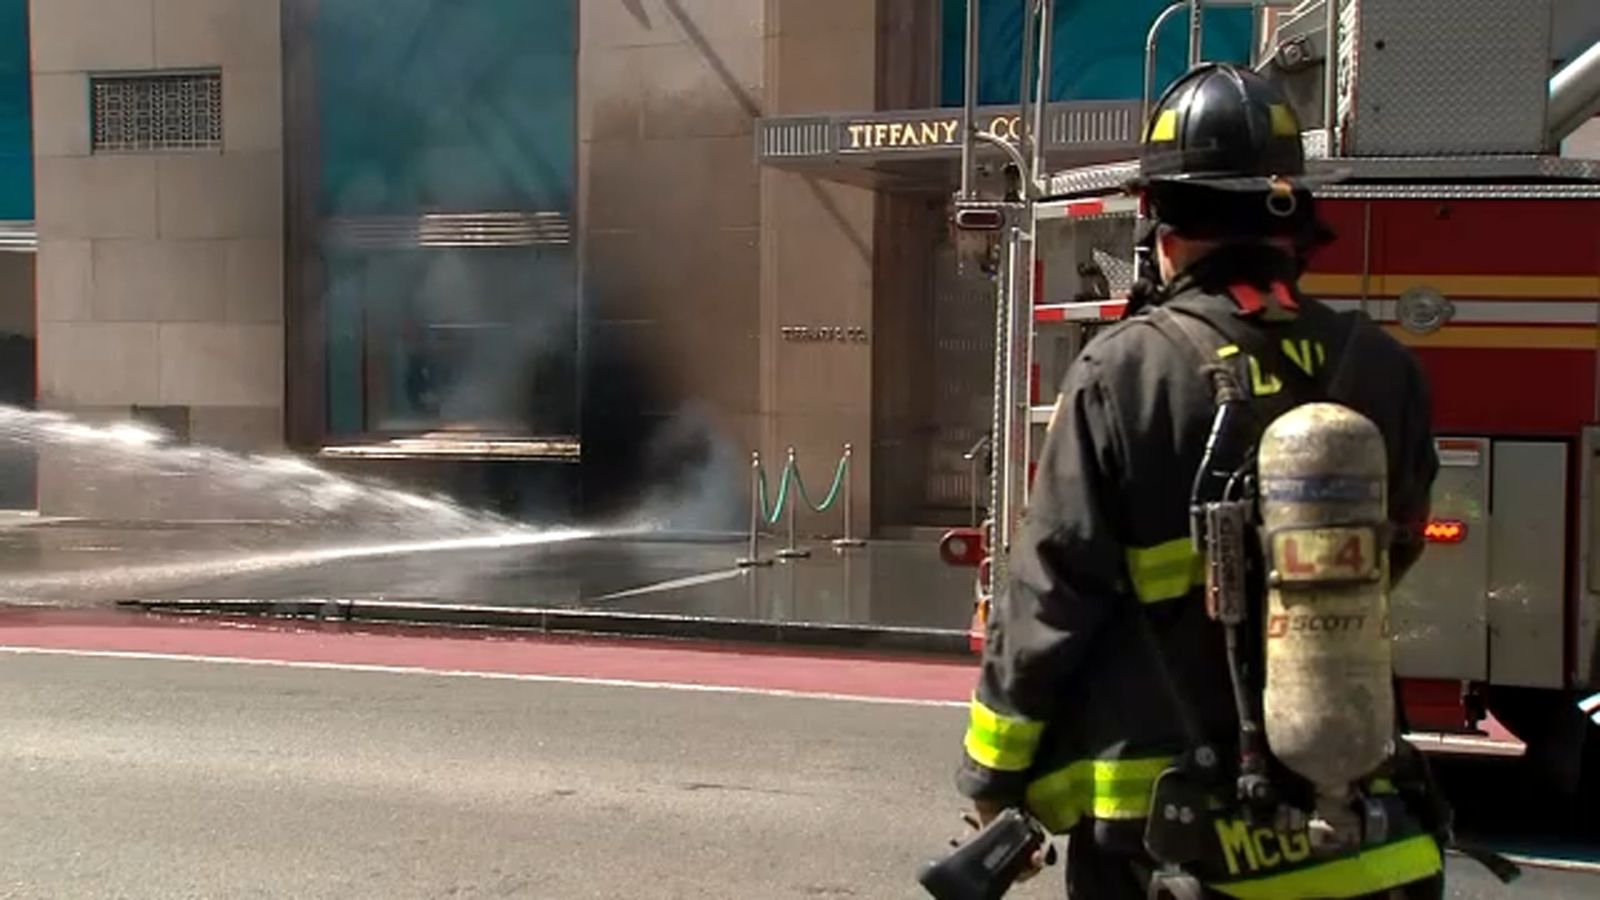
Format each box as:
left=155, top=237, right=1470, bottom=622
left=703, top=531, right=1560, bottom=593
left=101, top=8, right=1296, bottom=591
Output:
left=1318, top=183, right=1600, bottom=200
left=1043, top=160, right=1140, bottom=198
left=1347, top=0, right=1553, bottom=156
left=1036, top=216, right=1136, bottom=303
left=1043, top=152, right=1600, bottom=199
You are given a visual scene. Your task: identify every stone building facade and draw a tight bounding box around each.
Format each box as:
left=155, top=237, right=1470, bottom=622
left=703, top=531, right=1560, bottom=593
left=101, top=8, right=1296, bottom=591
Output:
left=4, top=0, right=1598, bottom=536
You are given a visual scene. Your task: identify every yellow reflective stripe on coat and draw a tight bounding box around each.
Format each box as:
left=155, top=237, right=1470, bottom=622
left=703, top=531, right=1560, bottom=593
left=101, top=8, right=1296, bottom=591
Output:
left=1126, top=539, right=1203, bottom=603
left=1211, top=834, right=1443, bottom=899
left=1024, top=757, right=1173, bottom=832
left=963, top=698, right=1046, bottom=772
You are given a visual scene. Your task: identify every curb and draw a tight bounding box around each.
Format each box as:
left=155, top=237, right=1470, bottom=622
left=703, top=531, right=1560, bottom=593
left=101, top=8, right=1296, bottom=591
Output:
left=115, top=597, right=973, bottom=658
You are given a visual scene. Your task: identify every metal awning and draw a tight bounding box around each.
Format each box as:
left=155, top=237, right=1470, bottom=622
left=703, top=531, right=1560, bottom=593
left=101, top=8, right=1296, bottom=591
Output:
left=318, top=432, right=581, bottom=463
left=758, top=101, right=1600, bottom=197
left=755, top=100, right=1145, bottom=193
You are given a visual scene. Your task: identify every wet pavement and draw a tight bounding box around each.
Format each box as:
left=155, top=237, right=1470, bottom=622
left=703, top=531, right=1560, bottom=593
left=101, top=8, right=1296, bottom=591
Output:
left=0, top=516, right=978, bottom=646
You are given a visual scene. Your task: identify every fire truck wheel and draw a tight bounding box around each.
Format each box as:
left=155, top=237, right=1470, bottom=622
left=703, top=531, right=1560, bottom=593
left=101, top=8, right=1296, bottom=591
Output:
left=1572, top=717, right=1600, bottom=839
left=1485, top=685, right=1597, bottom=835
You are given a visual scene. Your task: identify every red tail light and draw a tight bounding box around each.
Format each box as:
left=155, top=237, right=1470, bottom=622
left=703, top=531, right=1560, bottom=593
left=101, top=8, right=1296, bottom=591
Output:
left=939, top=528, right=986, bottom=567
left=954, top=207, right=1004, bottom=231
left=1424, top=520, right=1467, bottom=543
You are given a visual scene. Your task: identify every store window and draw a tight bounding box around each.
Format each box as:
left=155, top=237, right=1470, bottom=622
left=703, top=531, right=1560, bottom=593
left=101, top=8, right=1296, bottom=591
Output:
left=0, top=0, right=33, bottom=510
left=939, top=0, right=1256, bottom=106
left=301, top=0, right=577, bottom=440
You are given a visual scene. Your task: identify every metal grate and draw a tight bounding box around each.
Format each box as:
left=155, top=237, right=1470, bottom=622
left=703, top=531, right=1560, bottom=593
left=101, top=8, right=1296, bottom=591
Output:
left=924, top=241, right=997, bottom=513
left=322, top=212, right=574, bottom=249
left=1037, top=215, right=1137, bottom=302
left=759, top=119, right=833, bottom=158
left=91, top=71, right=223, bottom=152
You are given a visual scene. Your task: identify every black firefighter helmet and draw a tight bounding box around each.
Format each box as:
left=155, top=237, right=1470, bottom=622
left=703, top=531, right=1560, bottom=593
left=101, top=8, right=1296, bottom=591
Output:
left=1126, top=63, right=1345, bottom=240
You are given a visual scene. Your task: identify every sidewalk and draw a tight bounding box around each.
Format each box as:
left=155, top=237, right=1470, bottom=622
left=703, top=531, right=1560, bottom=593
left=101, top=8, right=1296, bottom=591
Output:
left=0, top=517, right=978, bottom=656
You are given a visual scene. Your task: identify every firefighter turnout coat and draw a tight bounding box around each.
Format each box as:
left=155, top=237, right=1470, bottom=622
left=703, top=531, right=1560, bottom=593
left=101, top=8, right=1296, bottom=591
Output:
left=957, top=245, right=1445, bottom=897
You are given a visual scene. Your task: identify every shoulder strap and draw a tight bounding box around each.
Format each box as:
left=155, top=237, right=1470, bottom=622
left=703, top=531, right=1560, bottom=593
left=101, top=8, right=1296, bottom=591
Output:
left=1147, top=307, right=1236, bottom=379
left=1115, top=310, right=1230, bottom=760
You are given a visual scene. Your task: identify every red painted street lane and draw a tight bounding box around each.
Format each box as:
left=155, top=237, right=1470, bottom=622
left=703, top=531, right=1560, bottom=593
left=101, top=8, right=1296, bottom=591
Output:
left=0, top=608, right=978, bottom=705
left=0, top=607, right=1526, bottom=746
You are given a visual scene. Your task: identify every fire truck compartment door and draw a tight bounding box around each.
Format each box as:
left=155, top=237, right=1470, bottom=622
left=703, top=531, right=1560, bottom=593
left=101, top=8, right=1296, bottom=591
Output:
left=1580, top=428, right=1600, bottom=690
left=1392, top=438, right=1490, bottom=683
left=1486, top=441, right=1568, bottom=690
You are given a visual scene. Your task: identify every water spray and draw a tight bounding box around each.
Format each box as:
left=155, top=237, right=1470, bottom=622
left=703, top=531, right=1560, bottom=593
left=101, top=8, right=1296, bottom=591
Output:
left=0, top=403, right=749, bottom=609
left=0, top=527, right=603, bottom=604
left=0, top=404, right=635, bottom=602
left=0, top=405, right=518, bottom=535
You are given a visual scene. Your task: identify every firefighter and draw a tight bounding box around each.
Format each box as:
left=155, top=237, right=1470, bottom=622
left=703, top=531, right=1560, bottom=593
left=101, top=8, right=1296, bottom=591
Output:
left=955, top=63, right=1446, bottom=898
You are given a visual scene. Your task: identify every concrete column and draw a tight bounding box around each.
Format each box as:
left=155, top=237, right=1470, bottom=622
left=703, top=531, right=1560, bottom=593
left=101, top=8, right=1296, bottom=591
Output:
left=29, top=0, right=284, bottom=517
left=870, top=0, right=945, bottom=530
left=577, top=0, right=765, bottom=530
left=761, top=0, right=880, bottom=538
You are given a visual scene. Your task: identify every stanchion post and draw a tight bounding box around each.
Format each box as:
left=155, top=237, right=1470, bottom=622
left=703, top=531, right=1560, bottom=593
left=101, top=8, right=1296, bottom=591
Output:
left=777, top=446, right=811, bottom=560
left=963, top=435, right=989, bottom=527
left=737, top=450, right=773, bottom=568
left=833, top=443, right=866, bottom=550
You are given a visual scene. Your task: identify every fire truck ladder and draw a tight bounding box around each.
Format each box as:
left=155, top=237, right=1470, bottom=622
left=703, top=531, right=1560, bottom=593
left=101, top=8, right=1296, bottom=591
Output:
left=950, top=1, right=1314, bottom=599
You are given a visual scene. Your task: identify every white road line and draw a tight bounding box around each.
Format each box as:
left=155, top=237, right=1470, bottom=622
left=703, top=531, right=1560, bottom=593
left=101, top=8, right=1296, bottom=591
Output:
left=0, top=645, right=970, bottom=710
left=1474, top=851, right=1600, bottom=875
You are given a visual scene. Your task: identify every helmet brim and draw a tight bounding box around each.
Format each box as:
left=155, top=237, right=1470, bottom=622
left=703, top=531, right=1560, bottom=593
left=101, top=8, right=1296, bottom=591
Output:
left=1126, top=167, right=1352, bottom=194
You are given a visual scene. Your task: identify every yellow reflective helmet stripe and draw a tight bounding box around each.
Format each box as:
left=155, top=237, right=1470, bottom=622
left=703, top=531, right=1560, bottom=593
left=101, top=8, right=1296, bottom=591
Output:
left=1148, top=109, right=1179, bottom=142
left=1024, top=757, right=1174, bottom=832
left=1211, top=834, right=1443, bottom=899
left=1269, top=104, right=1300, bottom=137
left=1126, top=538, right=1203, bottom=603
left=963, top=697, right=1046, bottom=772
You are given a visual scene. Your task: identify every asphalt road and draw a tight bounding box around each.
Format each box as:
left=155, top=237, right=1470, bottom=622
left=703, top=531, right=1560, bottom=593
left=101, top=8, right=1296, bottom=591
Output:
left=1, top=651, right=1594, bottom=899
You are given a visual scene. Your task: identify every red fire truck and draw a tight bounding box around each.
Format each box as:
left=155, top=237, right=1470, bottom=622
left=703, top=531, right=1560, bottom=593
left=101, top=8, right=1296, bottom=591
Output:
left=940, top=0, right=1600, bottom=803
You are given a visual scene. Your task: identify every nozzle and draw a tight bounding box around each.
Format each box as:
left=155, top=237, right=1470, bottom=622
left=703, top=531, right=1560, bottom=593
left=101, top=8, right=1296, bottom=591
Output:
left=918, top=808, right=1048, bottom=900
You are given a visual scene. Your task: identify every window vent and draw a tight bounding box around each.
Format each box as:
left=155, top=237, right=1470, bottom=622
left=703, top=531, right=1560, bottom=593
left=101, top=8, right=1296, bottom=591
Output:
left=91, top=70, right=223, bottom=153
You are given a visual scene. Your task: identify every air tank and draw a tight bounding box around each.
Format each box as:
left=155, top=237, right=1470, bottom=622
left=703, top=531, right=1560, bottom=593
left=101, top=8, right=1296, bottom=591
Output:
left=1256, top=402, right=1394, bottom=849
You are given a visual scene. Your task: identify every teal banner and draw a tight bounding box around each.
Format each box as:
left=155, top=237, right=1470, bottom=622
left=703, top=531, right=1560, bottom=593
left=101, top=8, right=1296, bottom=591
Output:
left=941, top=0, right=1254, bottom=106
left=315, top=0, right=575, bottom=216
left=0, top=0, right=32, bottom=221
